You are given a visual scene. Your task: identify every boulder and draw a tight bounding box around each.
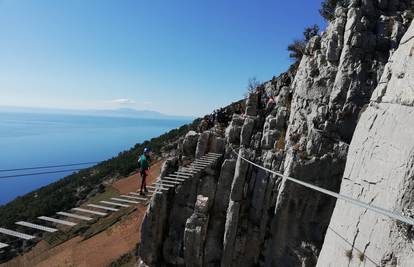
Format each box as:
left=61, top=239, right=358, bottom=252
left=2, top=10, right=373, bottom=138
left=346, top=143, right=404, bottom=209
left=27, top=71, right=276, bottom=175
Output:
left=261, top=130, right=280, bottom=150
left=225, top=115, right=244, bottom=145
left=245, top=93, right=258, bottom=116
left=208, top=135, right=226, bottom=155
left=182, top=131, right=200, bottom=158
left=240, top=117, right=255, bottom=147
left=195, top=131, right=211, bottom=158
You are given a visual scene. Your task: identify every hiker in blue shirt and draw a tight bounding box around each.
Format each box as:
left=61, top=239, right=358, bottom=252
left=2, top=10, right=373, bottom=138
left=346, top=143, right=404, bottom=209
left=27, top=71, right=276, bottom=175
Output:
left=139, top=147, right=151, bottom=195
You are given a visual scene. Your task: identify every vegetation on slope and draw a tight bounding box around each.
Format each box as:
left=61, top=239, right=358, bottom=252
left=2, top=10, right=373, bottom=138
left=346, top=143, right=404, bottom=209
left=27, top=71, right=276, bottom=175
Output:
left=0, top=118, right=200, bottom=229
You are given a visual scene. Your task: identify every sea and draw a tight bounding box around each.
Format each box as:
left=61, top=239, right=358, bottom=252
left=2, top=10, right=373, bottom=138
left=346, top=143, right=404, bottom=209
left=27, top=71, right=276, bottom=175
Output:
left=0, top=112, right=189, bottom=205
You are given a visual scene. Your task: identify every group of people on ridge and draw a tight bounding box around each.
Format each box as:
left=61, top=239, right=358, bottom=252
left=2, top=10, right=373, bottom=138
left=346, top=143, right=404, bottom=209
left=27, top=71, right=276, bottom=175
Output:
left=198, top=104, right=245, bottom=133
left=137, top=87, right=276, bottom=195
left=256, top=86, right=276, bottom=114
left=197, top=108, right=228, bottom=132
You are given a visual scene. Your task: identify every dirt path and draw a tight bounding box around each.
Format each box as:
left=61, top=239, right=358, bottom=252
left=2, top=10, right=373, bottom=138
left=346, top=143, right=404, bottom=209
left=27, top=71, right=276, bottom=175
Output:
left=112, top=160, right=163, bottom=194
left=3, top=161, right=163, bottom=267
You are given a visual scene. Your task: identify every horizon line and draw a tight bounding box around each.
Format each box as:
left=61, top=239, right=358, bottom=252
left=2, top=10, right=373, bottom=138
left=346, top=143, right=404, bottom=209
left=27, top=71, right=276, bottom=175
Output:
left=0, top=105, right=197, bottom=119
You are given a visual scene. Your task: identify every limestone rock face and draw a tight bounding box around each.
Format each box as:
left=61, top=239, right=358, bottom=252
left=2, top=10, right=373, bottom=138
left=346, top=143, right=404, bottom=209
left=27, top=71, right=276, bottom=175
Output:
left=225, top=114, right=245, bottom=145
left=317, top=20, right=414, bottom=267
left=267, top=2, right=414, bottom=265
left=245, top=93, right=258, bottom=116
left=196, top=132, right=211, bottom=159
left=240, top=117, right=256, bottom=147
left=184, top=195, right=211, bottom=267
left=139, top=2, right=414, bottom=266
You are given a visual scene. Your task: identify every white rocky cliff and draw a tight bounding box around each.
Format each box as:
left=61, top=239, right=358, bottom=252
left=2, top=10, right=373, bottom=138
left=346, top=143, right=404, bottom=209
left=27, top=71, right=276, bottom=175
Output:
left=317, top=20, right=414, bottom=267
left=137, top=1, right=414, bottom=266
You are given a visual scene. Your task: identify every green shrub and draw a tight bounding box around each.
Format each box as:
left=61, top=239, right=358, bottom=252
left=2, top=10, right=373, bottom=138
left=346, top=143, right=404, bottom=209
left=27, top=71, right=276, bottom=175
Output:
left=319, top=0, right=349, bottom=21
left=287, top=25, right=319, bottom=62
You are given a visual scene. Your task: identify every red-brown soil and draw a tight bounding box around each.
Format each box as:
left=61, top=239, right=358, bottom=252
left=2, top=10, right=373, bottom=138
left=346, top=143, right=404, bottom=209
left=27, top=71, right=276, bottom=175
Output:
left=2, top=161, right=163, bottom=267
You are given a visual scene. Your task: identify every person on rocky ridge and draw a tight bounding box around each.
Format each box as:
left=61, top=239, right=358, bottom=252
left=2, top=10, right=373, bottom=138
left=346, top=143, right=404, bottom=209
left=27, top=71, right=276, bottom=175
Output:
left=139, top=147, right=151, bottom=195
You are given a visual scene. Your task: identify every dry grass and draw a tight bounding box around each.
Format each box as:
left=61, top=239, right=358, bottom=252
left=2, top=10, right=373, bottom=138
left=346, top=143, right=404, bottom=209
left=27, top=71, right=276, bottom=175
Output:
left=290, top=132, right=301, bottom=143
left=357, top=251, right=365, bottom=262
left=275, top=130, right=286, bottom=151
left=345, top=249, right=353, bottom=260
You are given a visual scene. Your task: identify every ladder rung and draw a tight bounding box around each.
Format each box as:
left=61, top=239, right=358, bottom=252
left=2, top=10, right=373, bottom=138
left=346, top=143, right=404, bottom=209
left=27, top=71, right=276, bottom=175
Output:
left=179, top=168, right=198, bottom=173
left=111, top=198, right=139, bottom=204
left=130, top=192, right=154, bottom=197
left=202, top=154, right=220, bottom=158
left=120, top=195, right=147, bottom=201
left=0, top=227, right=36, bottom=240
left=194, top=159, right=215, bottom=163
left=192, top=162, right=211, bottom=166
left=201, top=156, right=220, bottom=160
left=163, top=177, right=186, bottom=182
left=170, top=174, right=191, bottom=179
left=186, top=166, right=204, bottom=170
left=173, top=172, right=192, bottom=177
left=129, top=192, right=151, bottom=196
left=38, top=216, right=77, bottom=227
left=72, top=208, right=107, bottom=216
left=57, top=212, right=93, bottom=221
left=160, top=179, right=181, bottom=185
left=15, top=221, right=58, bottom=233
left=100, top=201, right=130, bottom=207
left=146, top=185, right=170, bottom=191
left=153, top=182, right=175, bottom=188
left=87, top=204, right=119, bottom=212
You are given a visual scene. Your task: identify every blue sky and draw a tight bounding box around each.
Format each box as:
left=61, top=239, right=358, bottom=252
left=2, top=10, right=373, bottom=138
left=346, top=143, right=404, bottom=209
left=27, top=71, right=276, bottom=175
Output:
left=0, top=0, right=325, bottom=116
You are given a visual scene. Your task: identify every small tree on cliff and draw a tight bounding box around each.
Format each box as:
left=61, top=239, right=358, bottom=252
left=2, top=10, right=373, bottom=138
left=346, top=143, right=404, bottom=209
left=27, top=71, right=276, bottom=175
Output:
left=246, top=77, right=261, bottom=95
left=287, top=24, right=319, bottom=62
left=319, top=0, right=349, bottom=21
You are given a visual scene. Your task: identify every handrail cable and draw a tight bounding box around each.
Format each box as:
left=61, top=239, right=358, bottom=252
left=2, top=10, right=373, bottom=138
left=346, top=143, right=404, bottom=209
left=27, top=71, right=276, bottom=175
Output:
left=327, top=226, right=380, bottom=266
left=230, top=146, right=414, bottom=226
left=0, top=168, right=84, bottom=179
left=0, top=162, right=99, bottom=173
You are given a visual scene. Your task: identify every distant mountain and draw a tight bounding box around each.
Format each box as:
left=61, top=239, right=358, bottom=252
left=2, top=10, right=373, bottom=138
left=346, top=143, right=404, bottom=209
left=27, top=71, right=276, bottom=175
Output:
left=89, top=108, right=194, bottom=120
left=0, top=106, right=194, bottom=120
